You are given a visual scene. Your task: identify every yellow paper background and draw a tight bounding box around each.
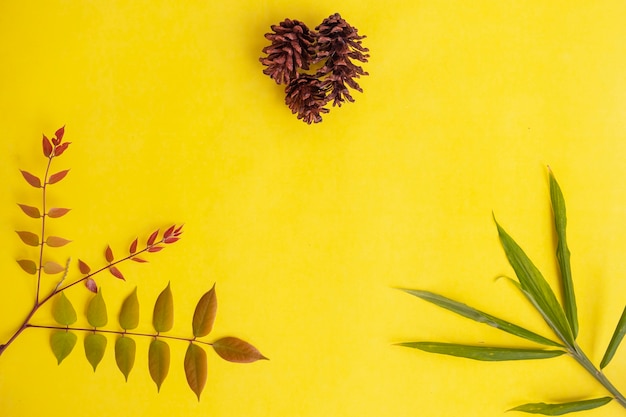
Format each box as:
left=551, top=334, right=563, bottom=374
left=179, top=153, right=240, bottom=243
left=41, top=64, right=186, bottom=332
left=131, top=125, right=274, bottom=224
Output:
left=2, top=1, right=626, bottom=416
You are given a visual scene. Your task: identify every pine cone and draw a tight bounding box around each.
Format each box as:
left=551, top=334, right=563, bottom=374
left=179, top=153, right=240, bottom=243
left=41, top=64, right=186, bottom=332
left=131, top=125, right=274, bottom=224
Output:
left=284, top=75, right=330, bottom=124
left=260, top=19, right=317, bottom=85
left=315, top=13, right=369, bottom=106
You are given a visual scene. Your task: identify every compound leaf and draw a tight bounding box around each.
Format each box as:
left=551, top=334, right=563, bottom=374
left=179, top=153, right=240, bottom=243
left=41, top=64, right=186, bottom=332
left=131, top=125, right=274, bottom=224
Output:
left=84, top=333, right=107, bottom=371
left=115, top=336, right=136, bottom=381
left=509, top=397, right=612, bottom=415
left=148, top=339, right=170, bottom=392
left=53, top=292, right=77, bottom=325
left=153, top=282, right=173, bottom=333
left=398, top=342, right=565, bottom=361
left=50, top=331, right=77, bottom=364
left=192, top=284, right=217, bottom=338
left=184, top=343, right=208, bottom=400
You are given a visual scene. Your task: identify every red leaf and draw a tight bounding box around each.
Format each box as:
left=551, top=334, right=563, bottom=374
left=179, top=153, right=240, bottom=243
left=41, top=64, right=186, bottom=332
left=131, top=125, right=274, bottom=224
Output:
left=18, top=204, right=41, bottom=218
left=54, top=125, right=65, bottom=144
left=109, top=266, right=125, bottom=280
left=85, top=278, right=98, bottom=293
left=163, top=237, right=179, bottom=244
left=43, top=261, right=65, bottom=274
left=174, top=224, right=184, bottom=236
left=20, top=170, right=42, bottom=188
left=105, top=245, right=114, bottom=263
left=78, top=259, right=91, bottom=274
left=131, top=257, right=148, bottom=263
left=46, top=236, right=72, bottom=247
left=147, top=230, right=159, bottom=246
left=47, top=207, right=71, bottom=218
left=43, top=134, right=53, bottom=157
left=16, top=231, right=39, bottom=246
left=163, top=225, right=176, bottom=239
left=54, top=142, right=70, bottom=156
left=147, top=246, right=164, bottom=253
left=17, top=259, right=38, bottom=275
left=48, top=169, right=70, bottom=185
left=212, top=337, right=268, bottom=363
left=129, top=238, right=138, bottom=254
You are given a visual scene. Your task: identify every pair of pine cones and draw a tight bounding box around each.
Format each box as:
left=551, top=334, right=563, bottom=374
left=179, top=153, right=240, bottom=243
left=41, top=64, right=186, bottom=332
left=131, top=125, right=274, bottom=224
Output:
left=260, top=13, right=369, bottom=124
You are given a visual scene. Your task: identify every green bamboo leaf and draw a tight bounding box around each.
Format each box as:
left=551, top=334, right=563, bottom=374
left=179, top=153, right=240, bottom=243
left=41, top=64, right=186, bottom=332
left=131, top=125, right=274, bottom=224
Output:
left=50, top=331, right=77, bottom=364
left=601, top=306, right=626, bottom=369
left=509, top=397, right=612, bottom=415
left=549, top=169, right=578, bottom=339
left=192, top=284, right=217, bottom=338
left=119, top=287, right=139, bottom=330
left=398, top=342, right=565, bottom=361
left=153, top=282, right=173, bottom=333
left=401, top=289, right=562, bottom=347
left=184, top=343, right=208, bottom=400
left=86, top=290, right=108, bottom=328
left=115, top=336, right=136, bottom=381
left=149, top=339, right=170, bottom=392
left=494, top=219, right=575, bottom=346
left=84, top=333, right=107, bottom=371
left=52, top=292, right=77, bottom=326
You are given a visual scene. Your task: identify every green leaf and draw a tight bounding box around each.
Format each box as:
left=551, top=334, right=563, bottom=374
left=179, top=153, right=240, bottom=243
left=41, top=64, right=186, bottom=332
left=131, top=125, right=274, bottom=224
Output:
left=398, top=342, right=565, bottom=361
left=87, top=290, right=108, bottom=328
left=192, top=284, right=217, bottom=338
left=509, top=397, right=612, bottom=415
left=494, top=219, right=575, bottom=347
left=115, top=336, right=136, bottom=381
left=212, top=337, right=268, bottom=363
left=549, top=169, right=578, bottom=339
left=601, top=306, right=626, bottom=369
left=52, top=292, right=77, bottom=326
left=184, top=343, right=208, bottom=400
left=84, top=333, right=107, bottom=371
left=50, top=331, right=77, bottom=364
left=148, top=339, right=170, bottom=392
left=119, top=287, right=139, bottom=330
left=153, top=282, right=174, bottom=333
left=401, top=289, right=561, bottom=347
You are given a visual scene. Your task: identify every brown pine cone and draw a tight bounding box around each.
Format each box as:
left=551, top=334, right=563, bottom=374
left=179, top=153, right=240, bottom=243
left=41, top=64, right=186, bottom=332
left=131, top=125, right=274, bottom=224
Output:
left=315, top=13, right=369, bottom=106
left=260, top=19, right=317, bottom=85
left=284, top=75, right=330, bottom=124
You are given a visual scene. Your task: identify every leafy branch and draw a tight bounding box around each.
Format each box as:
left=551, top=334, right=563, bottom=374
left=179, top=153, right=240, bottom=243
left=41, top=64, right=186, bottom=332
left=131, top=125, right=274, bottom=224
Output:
left=1, top=128, right=266, bottom=400
left=398, top=168, right=626, bottom=415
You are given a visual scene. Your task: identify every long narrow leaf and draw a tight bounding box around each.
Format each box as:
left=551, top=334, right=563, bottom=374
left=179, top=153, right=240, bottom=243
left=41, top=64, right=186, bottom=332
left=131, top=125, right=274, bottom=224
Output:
left=494, top=219, right=575, bottom=347
left=398, top=342, right=565, bottom=361
left=401, top=289, right=562, bottom=347
left=509, top=397, right=612, bottom=415
left=600, top=306, right=626, bottom=369
left=549, top=169, right=578, bottom=338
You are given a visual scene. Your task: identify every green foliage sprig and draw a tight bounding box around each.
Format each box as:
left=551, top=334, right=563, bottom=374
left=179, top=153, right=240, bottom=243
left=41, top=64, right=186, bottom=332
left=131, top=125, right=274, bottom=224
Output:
left=0, top=128, right=267, bottom=400
left=399, top=169, right=626, bottom=415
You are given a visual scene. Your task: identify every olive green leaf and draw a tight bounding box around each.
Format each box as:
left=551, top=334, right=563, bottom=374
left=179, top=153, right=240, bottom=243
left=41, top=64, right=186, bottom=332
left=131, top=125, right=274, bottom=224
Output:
left=398, top=342, right=565, bottom=361
left=192, top=284, right=217, bottom=338
left=400, top=289, right=561, bottom=347
left=601, top=306, right=626, bottom=369
left=50, top=331, right=77, bottom=364
left=494, top=219, right=575, bottom=347
left=115, top=336, right=136, bottom=381
left=52, top=292, right=77, bottom=326
left=212, top=337, right=268, bottom=363
left=86, top=290, right=108, bottom=328
left=84, top=333, right=107, bottom=371
left=549, top=169, right=578, bottom=339
left=119, top=287, right=139, bottom=330
left=149, top=339, right=170, bottom=392
left=153, top=282, right=174, bottom=333
left=184, top=343, right=208, bottom=400
left=509, top=397, right=612, bottom=415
